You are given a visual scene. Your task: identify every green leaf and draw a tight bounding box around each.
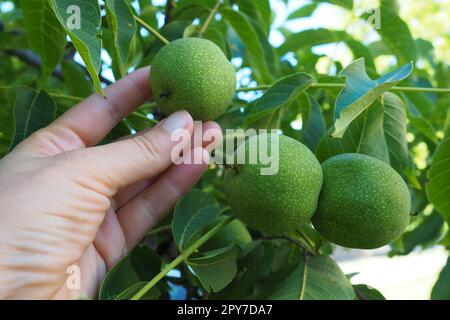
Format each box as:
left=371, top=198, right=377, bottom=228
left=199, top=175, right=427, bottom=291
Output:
left=138, top=1, right=158, bottom=29
left=172, top=189, right=220, bottom=250
left=362, top=6, right=417, bottom=64
left=354, top=284, right=385, bottom=300
left=234, top=0, right=272, bottom=34
left=114, top=282, right=160, bottom=300
left=10, top=88, right=57, bottom=150
left=188, top=245, right=240, bottom=292
left=221, top=8, right=273, bottom=83
left=427, top=137, right=450, bottom=223
left=333, top=58, right=413, bottom=138
left=270, top=241, right=303, bottom=272
left=380, top=0, right=399, bottom=13
left=172, top=3, right=210, bottom=21
left=0, top=31, right=28, bottom=50
left=317, top=100, right=390, bottom=164
left=126, top=112, right=157, bottom=132
left=50, top=0, right=103, bottom=95
left=267, top=255, right=355, bottom=300
left=390, top=212, right=444, bottom=256
left=210, top=241, right=274, bottom=300
left=139, top=20, right=190, bottom=67
left=299, top=94, right=326, bottom=151
left=200, top=28, right=230, bottom=57
left=408, top=115, right=438, bottom=144
left=279, top=29, right=375, bottom=70
left=105, top=0, right=137, bottom=77
left=102, top=120, right=132, bottom=144
left=383, top=92, right=408, bottom=173
left=249, top=18, right=279, bottom=78
left=244, top=73, right=314, bottom=127
left=405, top=91, right=436, bottom=116
left=431, top=256, right=450, bottom=300
left=368, top=41, right=390, bottom=58
left=21, top=0, right=66, bottom=79
left=99, top=245, right=162, bottom=300
left=445, top=109, right=450, bottom=136
left=61, top=60, right=93, bottom=98
left=287, top=3, right=318, bottom=20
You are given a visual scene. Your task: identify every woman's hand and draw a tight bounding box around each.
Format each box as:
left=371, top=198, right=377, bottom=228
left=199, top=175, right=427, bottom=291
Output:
left=0, top=67, right=222, bottom=299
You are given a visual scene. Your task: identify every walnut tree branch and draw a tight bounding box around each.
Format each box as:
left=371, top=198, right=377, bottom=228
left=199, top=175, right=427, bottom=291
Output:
left=4, top=49, right=113, bottom=85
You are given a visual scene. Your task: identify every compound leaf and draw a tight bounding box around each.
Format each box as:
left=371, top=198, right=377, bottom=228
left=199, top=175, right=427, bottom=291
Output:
left=50, top=0, right=103, bottom=95
left=21, top=0, right=66, bottom=79
left=333, top=58, right=413, bottom=138
left=105, top=0, right=137, bottom=77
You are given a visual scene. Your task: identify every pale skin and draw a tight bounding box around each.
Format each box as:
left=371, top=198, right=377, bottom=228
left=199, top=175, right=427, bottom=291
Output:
left=0, top=67, right=223, bottom=299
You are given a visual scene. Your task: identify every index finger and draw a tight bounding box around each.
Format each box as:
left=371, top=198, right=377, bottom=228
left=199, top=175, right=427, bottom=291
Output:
left=51, top=67, right=152, bottom=148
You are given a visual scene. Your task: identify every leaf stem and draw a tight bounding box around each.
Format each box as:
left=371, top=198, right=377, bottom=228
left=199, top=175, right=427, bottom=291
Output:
left=236, top=83, right=450, bottom=94
left=145, top=224, right=172, bottom=237
left=131, top=214, right=236, bottom=300
left=134, top=15, right=170, bottom=45
left=236, top=85, right=270, bottom=92
left=390, top=86, right=450, bottom=93
left=129, top=111, right=160, bottom=125
left=262, top=235, right=316, bottom=256
left=0, top=86, right=86, bottom=102
left=48, top=92, right=84, bottom=101
left=199, top=0, right=222, bottom=37
left=296, top=229, right=316, bottom=250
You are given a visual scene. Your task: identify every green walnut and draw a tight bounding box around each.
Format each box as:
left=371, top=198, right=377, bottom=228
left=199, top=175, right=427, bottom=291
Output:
left=201, top=216, right=252, bottom=252
left=224, top=134, right=323, bottom=234
left=150, top=37, right=236, bottom=120
left=312, top=153, right=411, bottom=249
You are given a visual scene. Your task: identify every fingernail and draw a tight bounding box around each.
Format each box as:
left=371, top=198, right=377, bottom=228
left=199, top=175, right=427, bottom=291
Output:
left=160, top=111, right=193, bottom=133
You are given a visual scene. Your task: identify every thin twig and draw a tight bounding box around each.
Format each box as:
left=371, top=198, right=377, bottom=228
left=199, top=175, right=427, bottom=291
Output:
left=4, top=49, right=113, bottom=85
left=131, top=215, right=236, bottom=300
left=262, top=235, right=316, bottom=256
left=296, top=229, right=316, bottom=249
left=236, top=83, right=450, bottom=94
left=129, top=111, right=160, bottom=125
left=4, top=49, right=64, bottom=81
left=314, top=237, right=324, bottom=253
left=145, top=224, right=172, bottom=237
left=48, top=92, right=84, bottom=101
left=134, top=15, right=170, bottom=45
left=199, top=0, right=222, bottom=37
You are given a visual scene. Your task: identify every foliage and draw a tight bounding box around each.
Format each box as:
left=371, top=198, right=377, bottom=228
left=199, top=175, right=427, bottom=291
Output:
left=0, top=0, right=449, bottom=300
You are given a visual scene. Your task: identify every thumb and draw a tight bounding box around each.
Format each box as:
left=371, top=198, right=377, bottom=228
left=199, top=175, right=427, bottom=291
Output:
left=84, top=111, right=194, bottom=190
